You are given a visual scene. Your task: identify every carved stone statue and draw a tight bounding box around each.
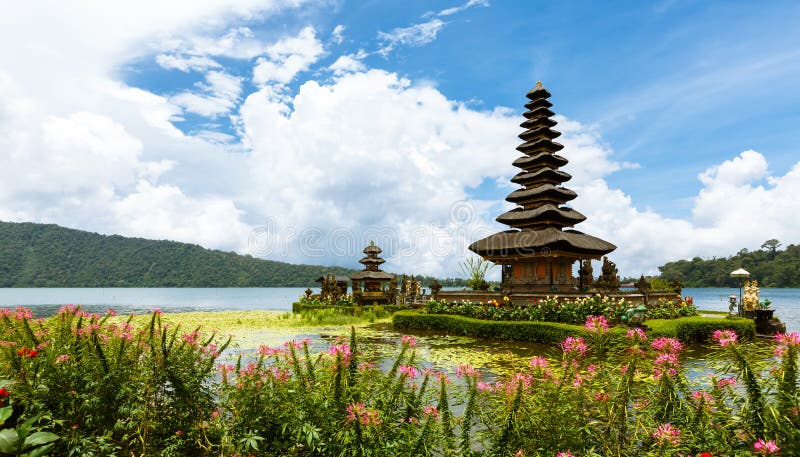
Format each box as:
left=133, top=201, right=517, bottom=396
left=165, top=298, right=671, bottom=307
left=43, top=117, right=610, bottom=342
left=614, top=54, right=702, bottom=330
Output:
left=386, top=275, right=398, bottom=301
left=578, top=260, right=594, bottom=290
left=635, top=275, right=650, bottom=294
left=595, top=256, right=620, bottom=291
left=429, top=279, right=442, bottom=297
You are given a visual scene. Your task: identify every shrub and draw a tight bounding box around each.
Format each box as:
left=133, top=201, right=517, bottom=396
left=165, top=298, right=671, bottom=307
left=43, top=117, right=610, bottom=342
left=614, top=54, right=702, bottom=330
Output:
left=2, top=306, right=796, bottom=457
left=0, top=306, right=228, bottom=456
left=426, top=295, right=697, bottom=326
left=647, top=316, right=755, bottom=342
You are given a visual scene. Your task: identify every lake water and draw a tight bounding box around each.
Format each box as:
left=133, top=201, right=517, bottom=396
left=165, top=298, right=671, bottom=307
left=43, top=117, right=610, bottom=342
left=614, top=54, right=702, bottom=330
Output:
left=0, top=287, right=797, bottom=331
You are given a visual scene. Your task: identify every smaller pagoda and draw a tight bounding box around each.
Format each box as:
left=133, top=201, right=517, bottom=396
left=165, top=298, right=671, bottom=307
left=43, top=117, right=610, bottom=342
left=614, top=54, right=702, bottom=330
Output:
left=350, top=241, right=394, bottom=304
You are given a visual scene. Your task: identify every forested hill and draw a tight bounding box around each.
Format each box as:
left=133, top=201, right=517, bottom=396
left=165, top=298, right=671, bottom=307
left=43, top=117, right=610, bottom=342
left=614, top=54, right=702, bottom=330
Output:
left=657, top=240, right=800, bottom=288
left=0, top=221, right=363, bottom=287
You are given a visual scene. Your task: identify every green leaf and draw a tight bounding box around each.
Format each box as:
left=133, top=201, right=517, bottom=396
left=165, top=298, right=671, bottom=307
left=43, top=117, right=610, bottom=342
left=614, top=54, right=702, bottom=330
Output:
left=0, top=428, right=21, bottom=453
left=0, top=406, right=12, bottom=425
left=25, top=442, right=55, bottom=457
left=23, top=431, right=59, bottom=449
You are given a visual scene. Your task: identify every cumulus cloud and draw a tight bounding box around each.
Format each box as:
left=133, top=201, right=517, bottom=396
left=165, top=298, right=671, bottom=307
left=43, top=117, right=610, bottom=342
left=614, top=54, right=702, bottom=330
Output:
left=328, top=53, right=367, bottom=76
left=252, top=26, right=324, bottom=85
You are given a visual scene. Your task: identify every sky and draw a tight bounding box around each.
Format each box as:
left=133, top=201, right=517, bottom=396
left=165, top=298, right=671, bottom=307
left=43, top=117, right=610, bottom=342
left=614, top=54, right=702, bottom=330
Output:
left=1, top=0, right=799, bottom=279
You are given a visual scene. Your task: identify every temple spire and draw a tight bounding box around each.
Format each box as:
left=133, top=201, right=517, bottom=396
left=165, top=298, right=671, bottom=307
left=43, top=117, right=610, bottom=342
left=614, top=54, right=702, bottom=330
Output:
left=468, top=82, right=616, bottom=294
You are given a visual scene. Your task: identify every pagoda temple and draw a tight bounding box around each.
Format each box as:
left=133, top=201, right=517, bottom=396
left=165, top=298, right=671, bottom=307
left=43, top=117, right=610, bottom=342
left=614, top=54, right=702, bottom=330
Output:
left=469, top=82, right=616, bottom=294
left=350, top=241, right=394, bottom=303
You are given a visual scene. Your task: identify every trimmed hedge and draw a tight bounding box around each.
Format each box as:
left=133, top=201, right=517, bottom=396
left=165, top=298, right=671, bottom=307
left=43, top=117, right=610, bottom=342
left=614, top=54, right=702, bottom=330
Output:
left=292, top=302, right=406, bottom=314
left=392, top=311, right=619, bottom=344
left=647, top=316, right=755, bottom=343
left=393, top=311, right=756, bottom=345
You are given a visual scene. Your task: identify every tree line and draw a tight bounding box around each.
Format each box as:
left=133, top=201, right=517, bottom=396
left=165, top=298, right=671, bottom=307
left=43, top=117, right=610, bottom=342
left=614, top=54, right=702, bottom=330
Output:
left=0, top=221, right=467, bottom=288
left=657, top=239, right=800, bottom=288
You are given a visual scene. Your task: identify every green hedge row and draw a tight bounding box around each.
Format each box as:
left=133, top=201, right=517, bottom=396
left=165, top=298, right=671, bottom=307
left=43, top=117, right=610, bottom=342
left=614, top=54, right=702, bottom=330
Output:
left=292, top=302, right=407, bottom=314
left=647, top=316, right=755, bottom=343
left=392, top=311, right=618, bottom=344
left=392, top=311, right=756, bottom=345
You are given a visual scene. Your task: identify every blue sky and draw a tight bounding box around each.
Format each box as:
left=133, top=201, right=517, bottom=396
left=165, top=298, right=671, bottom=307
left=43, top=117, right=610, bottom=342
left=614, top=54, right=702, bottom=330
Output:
left=2, top=0, right=800, bottom=277
left=121, top=0, right=800, bottom=217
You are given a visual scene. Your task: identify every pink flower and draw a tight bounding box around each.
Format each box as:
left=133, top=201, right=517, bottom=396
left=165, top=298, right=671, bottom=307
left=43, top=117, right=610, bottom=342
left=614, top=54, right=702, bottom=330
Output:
left=652, top=337, right=682, bottom=353
left=398, top=365, right=418, bottom=379
left=585, top=315, right=609, bottom=332
left=346, top=402, right=381, bottom=426
left=422, top=404, right=439, bottom=419
left=753, top=438, right=780, bottom=454
left=691, top=390, right=714, bottom=410
left=151, top=308, right=163, bottom=316
left=328, top=343, right=352, bottom=364
left=514, top=450, right=526, bottom=457
left=562, top=336, right=587, bottom=356
left=712, top=329, right=738, bottom=347
left=717, top=377, right=736, bottom=388
left=456, top=364, right=478, bottom=377
left=652, top=423, right=681, bottom=445
left=776, top=332, right=800, bottom=347
left=556, top=452, right=575, bottom=457
left=55, top=354, right=71, bottom=364
left=401, top=335, right=417, bottom=347
left=626, top=327, right=647, bottom=341
left=529, top=356, right=548, bottom=369
left=594, top=392, right=610, bottom=402
left=653, top=352, right=679, bottom=379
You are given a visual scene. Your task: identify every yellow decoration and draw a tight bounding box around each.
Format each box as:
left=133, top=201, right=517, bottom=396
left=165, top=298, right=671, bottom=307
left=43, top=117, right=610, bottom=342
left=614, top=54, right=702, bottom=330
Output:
left=742, top=279, right=760, bottom=311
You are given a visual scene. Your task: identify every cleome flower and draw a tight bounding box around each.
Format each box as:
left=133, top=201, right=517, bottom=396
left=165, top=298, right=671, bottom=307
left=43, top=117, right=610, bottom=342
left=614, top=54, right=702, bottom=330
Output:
left=562, top=336, right=587, bottom=357
left=753, top=438, right=780, bottom=455
left=585, top=315, right=609, bottom=333
left=652, top=423, right=681, bottom=445
left=711, top=329, right=738, bottom=347
left=626, top=327, right=647, bottom=341
left=651, top=337, right=682, bottom=353
left=346, top=402, right=381, bottom=426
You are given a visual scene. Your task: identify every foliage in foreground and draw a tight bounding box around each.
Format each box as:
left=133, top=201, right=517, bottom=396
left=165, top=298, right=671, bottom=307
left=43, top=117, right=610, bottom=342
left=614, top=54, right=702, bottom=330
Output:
left=1, top=307, right=799, bottom=456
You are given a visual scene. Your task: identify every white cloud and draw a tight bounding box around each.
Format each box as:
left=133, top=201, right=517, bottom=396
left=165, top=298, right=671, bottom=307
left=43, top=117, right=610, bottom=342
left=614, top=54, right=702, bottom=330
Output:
left=331, top=25, right=345, bottom=44
left=238, top=69, right=517, bottom=273
left=171, top=70, right=243, bottom=118
left=113, top=180, right=252, bottom=250
left=329, top=53, right=367, bottom=76
left=252, top=26, right=324, bottom=85
left=377, top=19, right=446, bottom=56
left=433, top=0, right=490, bottom=17
left=156, top=54, right=222, bottom=72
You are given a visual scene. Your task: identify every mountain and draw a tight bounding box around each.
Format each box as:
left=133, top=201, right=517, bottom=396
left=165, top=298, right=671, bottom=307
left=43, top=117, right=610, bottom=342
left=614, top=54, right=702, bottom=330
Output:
left=657, top=240, right=800, bottom=288
left=0, top=221, right=361, bottom=287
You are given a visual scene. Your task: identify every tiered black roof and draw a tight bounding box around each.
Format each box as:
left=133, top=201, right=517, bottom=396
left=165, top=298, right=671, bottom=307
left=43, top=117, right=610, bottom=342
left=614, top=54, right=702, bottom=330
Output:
left=469, top=82, right=616, bottom=258
left=351, top=241, right=394, bottom=280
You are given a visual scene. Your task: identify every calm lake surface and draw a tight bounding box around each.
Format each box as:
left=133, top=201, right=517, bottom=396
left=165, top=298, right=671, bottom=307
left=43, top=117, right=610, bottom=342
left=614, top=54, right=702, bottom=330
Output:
left=0, top=287, right=797, bottom=331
